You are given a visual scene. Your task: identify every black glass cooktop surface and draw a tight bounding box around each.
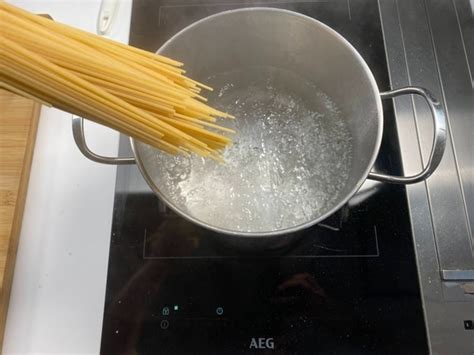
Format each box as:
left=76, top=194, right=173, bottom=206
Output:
left=101, top=1, right=428, bottom=354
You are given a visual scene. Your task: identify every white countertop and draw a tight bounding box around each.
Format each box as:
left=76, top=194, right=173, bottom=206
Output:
left=3, top=1, right=133, bottom=354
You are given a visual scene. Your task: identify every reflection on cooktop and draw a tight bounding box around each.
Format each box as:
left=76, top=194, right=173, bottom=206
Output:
left=139, top=200, right=380, bottom=259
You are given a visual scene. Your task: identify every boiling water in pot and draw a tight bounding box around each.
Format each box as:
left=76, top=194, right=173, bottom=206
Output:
left=147, top=67, right=353, bottom=233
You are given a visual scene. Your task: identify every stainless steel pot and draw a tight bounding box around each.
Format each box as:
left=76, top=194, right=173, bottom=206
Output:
left=73, top=8, right=446, bottom=241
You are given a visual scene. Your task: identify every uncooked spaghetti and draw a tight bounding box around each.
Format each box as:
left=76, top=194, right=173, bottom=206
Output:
left=0, top=2, right=234, bottom=159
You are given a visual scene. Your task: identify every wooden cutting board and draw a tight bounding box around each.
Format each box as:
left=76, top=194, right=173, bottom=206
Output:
left=0, top=89, right=41, bottom=346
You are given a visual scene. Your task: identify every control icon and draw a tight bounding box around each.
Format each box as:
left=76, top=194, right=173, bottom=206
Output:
left=216, top=307, right=224, bottom=315
left=162, top=307, right=170, bottom=316
left=160, top=320, right=169, bottom=329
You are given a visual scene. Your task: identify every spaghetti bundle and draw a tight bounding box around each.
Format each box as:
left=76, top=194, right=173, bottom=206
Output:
left=0, top=2, right=234, bottom=159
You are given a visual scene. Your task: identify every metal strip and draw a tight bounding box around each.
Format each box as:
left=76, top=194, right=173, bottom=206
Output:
left=453, top=0, right=474, bottom=87
left=424, top=0, right=474, bottom=245
left=379, top=0, right=474, bottom=353
left=442, top=270, right=474, bottom=281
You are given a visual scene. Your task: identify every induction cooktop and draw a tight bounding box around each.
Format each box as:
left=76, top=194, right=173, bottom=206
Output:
left=100, top=1, right=428, bottom=353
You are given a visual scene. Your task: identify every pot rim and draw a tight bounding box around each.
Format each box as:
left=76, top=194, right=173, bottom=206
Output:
left=130, top=7, right=384, bottom=238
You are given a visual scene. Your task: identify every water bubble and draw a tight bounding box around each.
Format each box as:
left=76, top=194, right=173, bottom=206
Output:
left=146, top=67, right=353, bottom=233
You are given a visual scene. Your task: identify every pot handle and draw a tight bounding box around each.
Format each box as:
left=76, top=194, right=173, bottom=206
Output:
left=368, top=86, right=447, bottom=184
left=72, top=116, right=135, bottom=165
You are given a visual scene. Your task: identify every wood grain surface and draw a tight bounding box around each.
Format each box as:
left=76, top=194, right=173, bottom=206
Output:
left=0, top=89, right=41, bottom=346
